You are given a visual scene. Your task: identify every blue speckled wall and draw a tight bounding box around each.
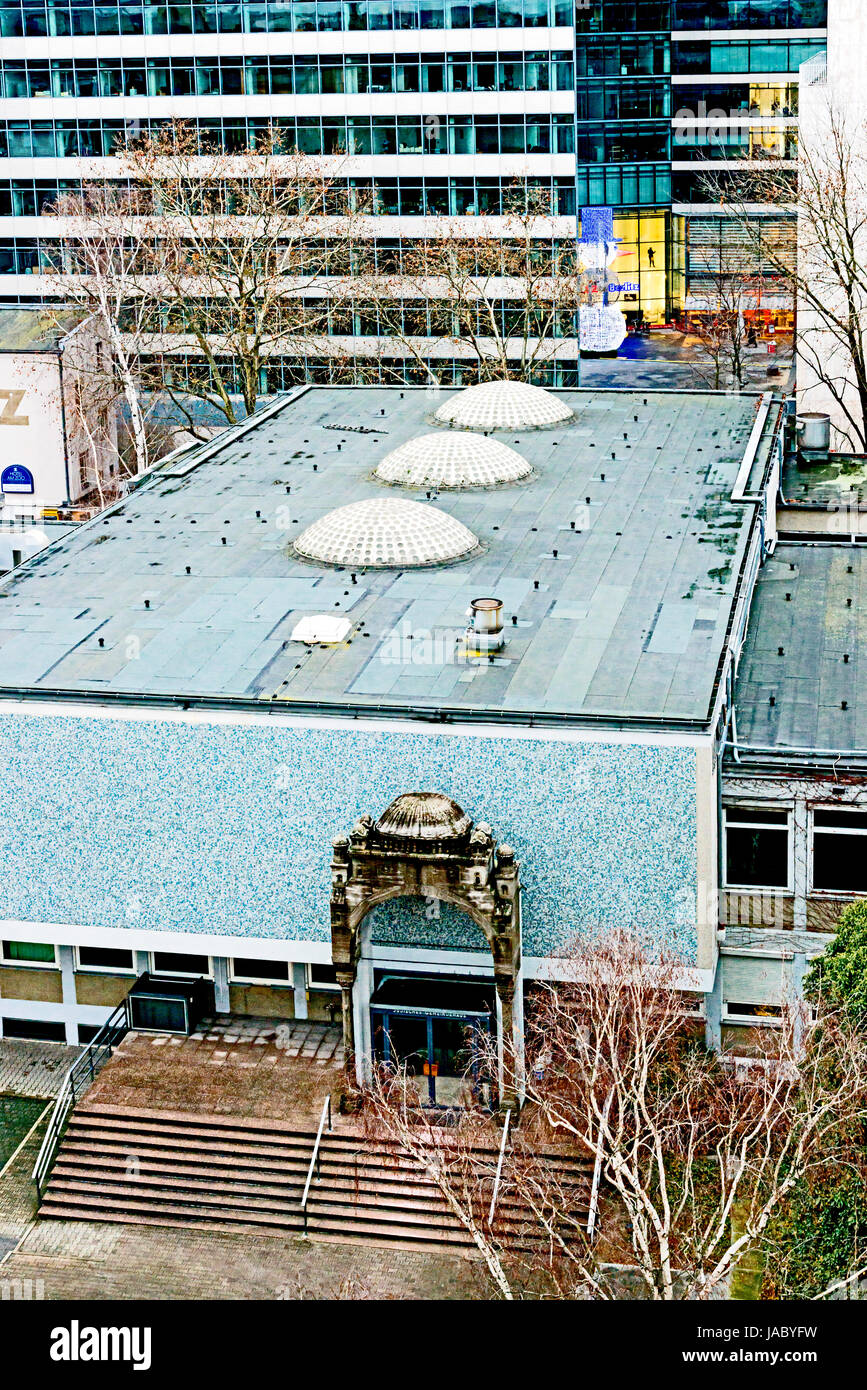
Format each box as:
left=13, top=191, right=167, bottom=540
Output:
left=0, top=711, right=699, bottom=960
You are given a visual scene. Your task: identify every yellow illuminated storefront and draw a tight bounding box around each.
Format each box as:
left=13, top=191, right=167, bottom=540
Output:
left=605, top=212, right=669, bottom=323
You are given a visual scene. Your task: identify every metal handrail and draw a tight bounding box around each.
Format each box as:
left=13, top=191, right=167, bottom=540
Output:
left=300, top=1093, right=332, bottom=1233
left=32, top=1001, right=129, bottom=1202
left=487, top=1107, right=511, bottom=1227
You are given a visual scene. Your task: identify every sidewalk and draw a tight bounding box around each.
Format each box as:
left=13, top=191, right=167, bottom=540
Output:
left=0, top=1039, right=80, bottom=1100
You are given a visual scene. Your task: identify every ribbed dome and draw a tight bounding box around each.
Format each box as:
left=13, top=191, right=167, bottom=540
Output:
left=293, top=498, right=479, bottom=569
left=434, top=380, right=573, bottom=432
left=375, top=432, right=532, bottom=490
left=376, top=792, right=471, bottom=842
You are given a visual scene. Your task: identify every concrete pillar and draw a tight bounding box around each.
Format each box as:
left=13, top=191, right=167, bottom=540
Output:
left=58, top=944, right=79, bottom=1046
left=705, top=956, right=724, bottom=1053
left=133, top=950, right=149, bottom=975
left=790, top=950, right=809, bottom=1057
left=292, top=962, right=308, bottom=1020
left=338, top=981, right=354, bottom=1072
left=352, top=956, right=373, bottom=1087
left=793, top=793, right=809, bottom=929
left=212, top=956, right=230, bottom=1014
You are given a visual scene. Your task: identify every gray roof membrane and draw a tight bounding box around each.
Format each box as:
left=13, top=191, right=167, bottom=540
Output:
left=0, top=385, right=772, bottom=726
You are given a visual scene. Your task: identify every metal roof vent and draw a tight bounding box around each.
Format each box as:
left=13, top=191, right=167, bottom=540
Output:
left=292, top=497, right=480, bottom=569
left=375, top=432, right=532, bottom=490
left=466, top=596, right=504, bottom=653
left=433, top=380, right=573, bottom=432
left=290, top=614, right=351, bottom=644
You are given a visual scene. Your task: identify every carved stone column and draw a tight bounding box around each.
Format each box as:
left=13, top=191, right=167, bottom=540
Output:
left=336, top=972, right=356, bottom=1071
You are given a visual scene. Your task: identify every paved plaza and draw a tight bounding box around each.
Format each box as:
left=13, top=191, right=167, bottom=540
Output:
left=0, top=1039, right=79, bottom=1099
left=85, top=1017, right=343, bottom=1123
left=0, top=1218, right=486, bottom=1300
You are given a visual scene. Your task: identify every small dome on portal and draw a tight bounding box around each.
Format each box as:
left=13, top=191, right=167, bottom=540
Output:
left=433, top=380, right=573, bottom=432
left=376, top=792, right=472, bottom=842
left=375, top=432, right=532, bottom=490
left=292, top=497, right=480, bottom=569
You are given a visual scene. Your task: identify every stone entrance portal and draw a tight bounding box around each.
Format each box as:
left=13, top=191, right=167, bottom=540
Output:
left=329, top=792, right=523, bottom=1109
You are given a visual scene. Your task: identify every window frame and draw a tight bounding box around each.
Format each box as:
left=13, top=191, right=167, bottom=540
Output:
left=150, top=950, right=213, bottom=979
left=809, top=805, right=867, bottom=895
left=74, top=944, right=137, bottom=975
left=722, top=1000, right=783, bottom=1027
left=308, top=962, right=340, bottom=992
left=0, top=939, right=59, bottom=969
left=723, top=803, right=793, bottom=893
left=229, top=956, right=293, bottom=985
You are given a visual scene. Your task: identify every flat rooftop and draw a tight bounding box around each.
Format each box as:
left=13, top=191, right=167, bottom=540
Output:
left=0, top=385, right=773, bottom=727
left=731, top=540, right=867, bottom=759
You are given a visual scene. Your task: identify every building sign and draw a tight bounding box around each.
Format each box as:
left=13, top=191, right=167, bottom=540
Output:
left=579, top=305, right=628, bottom=354
left=577, top=205, right=621, bottom=276
left=1, top=463, right=35, bottom=494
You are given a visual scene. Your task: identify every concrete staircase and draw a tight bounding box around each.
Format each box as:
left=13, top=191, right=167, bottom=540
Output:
left=38, top=1103, right=591, bottom=1251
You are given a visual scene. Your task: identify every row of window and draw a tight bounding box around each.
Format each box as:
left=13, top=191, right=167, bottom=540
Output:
left=126, top=300, right=581, bottom=337
left=575, top=162, right=671, bottom=208
left=672, top=37, right=825, bottom=74
left=3, top=187, right=584, bottom=241
left=0, top=51, right=574, bottom=99
left=725, top=805, right=867, bottom=893
left=1, top=940, right=340, bottom=987
left=0, top=172, right=674, bottom=222
left=0, top=115, right=577, bottom=159
left=576, top=122, right=670, bottom=164
left=577, top=0, right=826, bottom=27
left=0, top=175, right=578, bottom=219
left=0, top=0, right=571, bottom=38
left=573, top=1, right=669, bottom=28
left=151, top=352, right=583, bottom=387
left=673, top=131, right=798, bottom=161
left=576, top=79, right=670, bottom=121
left=672, top=81, right=798, bottom=118
left=574, top=36, right=670, bottom=77
left=671, top=0, right=826, bottom=27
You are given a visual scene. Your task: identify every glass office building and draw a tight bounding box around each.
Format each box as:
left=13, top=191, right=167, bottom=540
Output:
left=0, top=0, right=827, bottom=374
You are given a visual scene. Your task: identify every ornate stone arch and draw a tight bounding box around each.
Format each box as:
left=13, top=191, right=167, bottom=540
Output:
left=330, top=791, right=522, bottom=1107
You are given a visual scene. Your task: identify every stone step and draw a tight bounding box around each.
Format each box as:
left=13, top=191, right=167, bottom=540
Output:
left=49, top=1158, right=474, bottom=1213
left=42, top=1184, right=477, bottom=1244
left=37, top=1202, right=476, bottom=1250
left=42, top=1102, right=591, bottom=1252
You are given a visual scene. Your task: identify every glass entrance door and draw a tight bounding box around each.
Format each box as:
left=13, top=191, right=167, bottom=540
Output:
left=370, top=973, right=494, bottom=1107
left=373, top=1010, right=486, bottom=1105
left=431, top=1016, right=473, bottom=1105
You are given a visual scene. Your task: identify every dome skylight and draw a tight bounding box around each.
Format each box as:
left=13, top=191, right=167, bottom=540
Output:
left=433, top=380, right=573, bottom=432
left=293, top=497, right=480, bottom=569
left=375, top=432, right=532, bottom=490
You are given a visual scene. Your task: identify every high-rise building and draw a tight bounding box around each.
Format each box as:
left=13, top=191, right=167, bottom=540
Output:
left=0, top=0, right=826, bottom=382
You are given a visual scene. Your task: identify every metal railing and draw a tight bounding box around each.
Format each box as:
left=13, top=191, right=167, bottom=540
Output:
left=487, top=1107, right=511, bottom=1227
left=32, top=1001, right=129, bottom=1203
left=300, top=1093, right=332, bottom=1234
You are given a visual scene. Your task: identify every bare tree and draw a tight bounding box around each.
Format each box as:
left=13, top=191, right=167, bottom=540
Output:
left=512, top=933, right=867, bottom=1300
left=125, top=121, right=365, bottom=424
left=44, top=181, right=162, bottom=478
left=705, top=99, right=867, bottom=447
left=361, top=932, right=867, bottom=1301
left=359, top=182, right=583, bottom=384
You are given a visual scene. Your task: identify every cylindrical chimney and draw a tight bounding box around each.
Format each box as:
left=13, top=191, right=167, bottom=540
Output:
left=467, top=597, right=504, bottom=652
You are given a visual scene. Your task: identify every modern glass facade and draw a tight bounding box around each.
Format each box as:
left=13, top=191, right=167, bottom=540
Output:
left=0, top=0, right=827, bottom=365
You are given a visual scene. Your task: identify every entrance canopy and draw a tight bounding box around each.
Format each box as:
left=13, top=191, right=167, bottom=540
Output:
left=370, top=974, right=494, bottom=1020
